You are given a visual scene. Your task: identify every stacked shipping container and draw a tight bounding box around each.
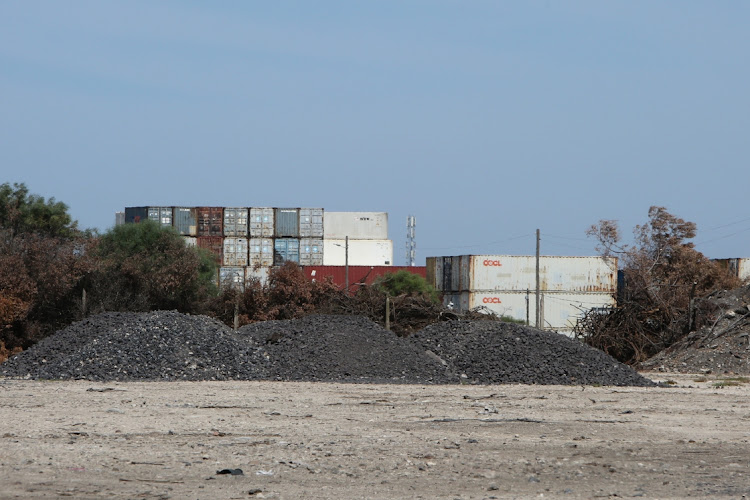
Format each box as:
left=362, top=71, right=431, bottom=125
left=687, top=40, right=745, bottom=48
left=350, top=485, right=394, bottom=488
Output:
left=426, top=255, right=617, bottom=334
left=121, top=207, right=392, bottom=290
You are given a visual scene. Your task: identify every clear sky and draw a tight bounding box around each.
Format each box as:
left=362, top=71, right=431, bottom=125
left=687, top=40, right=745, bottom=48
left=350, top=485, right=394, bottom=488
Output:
left=2, top=1, right=749, bottom=265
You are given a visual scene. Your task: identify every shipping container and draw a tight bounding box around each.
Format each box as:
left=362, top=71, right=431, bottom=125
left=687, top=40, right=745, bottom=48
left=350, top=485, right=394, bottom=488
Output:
left=249, top=238, right=274, bottom=267
left=223, top=237, right=248, bottom=266
left=299, top=238, right=324, bottom=266
left=246, top=266, right=270, bottom=286
left=197, top=236, right=223, bottom=264
left=148, top=207, right=173, bottom=227
left=323, top=239, right=393, bottom=266
left=249, top=207, right=274, bottom=237
left=275, top=208, right=300, bottom=237
left=124, top=207, right=148, bottom=224
left=427, top=255, right=617, bottom=293
left=274, top=238, right=300, bottom=265
left=713, top=258, right=750, bottom=282
left=444, top=290, right=616, bottom=334
left=223, top=207, right=248, bottom=237
left=173, top=207, right=198, bottom=236
left=299, top=208, right=324, bottom=238
left=324, top=212, right=388, bottom=240
left=183, top=236, right=197, bottom=248
left=303, top=266, right=427, bottom=292
left=115, top=211, right=125, bottom=226
left=197, top=207, right=223, bottom=236
left=219, top=267, right=245, bottom=291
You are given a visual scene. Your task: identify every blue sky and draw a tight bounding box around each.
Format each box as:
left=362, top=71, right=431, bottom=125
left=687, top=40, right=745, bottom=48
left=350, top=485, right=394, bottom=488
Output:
left=2, top=1, right=749, bottom=265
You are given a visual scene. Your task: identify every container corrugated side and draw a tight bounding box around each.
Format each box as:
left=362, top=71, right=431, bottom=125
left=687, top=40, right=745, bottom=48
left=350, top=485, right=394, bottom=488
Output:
left=426, top=257, right=441, bottom=291
left=223, top=208, right=248, bottom=237
left=174, top=207, right=198, bottom=236
left=323, top=212, right=388, bottom=240
left=115, top=211, right=125, bottom=226
left=300, top=238, right=324, bottom=266
left=197, top=207, right=223, bottom=236
left=219, top=267, right=245, bottom=291
left=249, top=208, right=274, bottom=237
left=183, top=236, right=197, bottom=248
left=323, top=239, right=393, bottom=266
left=223, top=237, right=248, bottom=266
left=303, top=266, right=427, bottom=292
left=299, top=208, right=324, bottom=238
left=274, top=238, right=300, bottom=265
left=148, top=207, right=173, bottom=227
left=274, top=208, right=300, bottom=237
left=445, top=290, right=615, bottom=334
left=197, top=236, right=223, bottom=264
left=124, top=207, right=148, bottom=224
left=245, top=266, right=270, bottom=286
left=249, top=238, right=274, bottom=267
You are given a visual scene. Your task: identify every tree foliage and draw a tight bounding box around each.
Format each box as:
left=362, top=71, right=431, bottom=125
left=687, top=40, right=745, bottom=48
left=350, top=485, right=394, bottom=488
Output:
left=373, top=270, right=439, bottom=303
left=578, top=206, right=740, bottom=365
left=0, top=182, right=79, bottom=238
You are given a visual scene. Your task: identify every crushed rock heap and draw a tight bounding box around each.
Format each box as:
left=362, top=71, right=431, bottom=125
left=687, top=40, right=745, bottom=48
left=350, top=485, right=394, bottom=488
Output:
left=2, top=311, right=655, bottom=386
left=641, top=284, right=750, bottom=375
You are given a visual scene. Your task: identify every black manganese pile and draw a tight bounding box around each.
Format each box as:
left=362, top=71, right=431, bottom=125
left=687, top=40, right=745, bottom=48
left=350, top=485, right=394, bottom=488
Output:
left=237, top=314, right=452, bottom=384
left=1, top=311, right=655, bottom=386
left=411, top=320, right=656, bottom=387
left=0, top=311, right=268, bottom=381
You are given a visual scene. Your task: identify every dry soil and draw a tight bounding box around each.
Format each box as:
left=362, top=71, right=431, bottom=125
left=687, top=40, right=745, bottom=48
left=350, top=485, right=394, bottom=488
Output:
left=1, top=374, right=749, bottom=499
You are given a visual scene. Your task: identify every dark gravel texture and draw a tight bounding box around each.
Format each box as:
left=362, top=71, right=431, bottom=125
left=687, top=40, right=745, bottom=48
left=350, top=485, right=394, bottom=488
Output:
left=1, top=311, right=655, bottom=386
left=237, top=314, right=452, bottom=384
left=0, top=311, right=268, bottom=381
left=411, top=320, right=657, bottom=387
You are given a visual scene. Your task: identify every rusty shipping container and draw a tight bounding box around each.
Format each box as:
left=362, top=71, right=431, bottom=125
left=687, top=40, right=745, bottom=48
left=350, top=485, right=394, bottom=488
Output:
left=249, top=208, right=274, bottom=237
left=197, top=236, right=223, bottom=264
left=223, top=237, right=248, bottom=267
left=174, top=207, right=198, bottom=236
left=275, top=208, right=300, bottom=237
left=299, top=208, right=324, bottom=238
left=223, top=207, right=248, bottom=237
left=324, top=212, right=388, bottom=240
left=249, top=238, right=274, bottom=267
left=246, top=266, right=270, bottom=286
left=300, top=238, right=324, bottom=266
left=714, top=258, right=750, bottom=281
left=427, top=255, right=617, bottom=293
left=303, top=266, right=427, bottom=292
left=197, top=207, right=223, bottom=236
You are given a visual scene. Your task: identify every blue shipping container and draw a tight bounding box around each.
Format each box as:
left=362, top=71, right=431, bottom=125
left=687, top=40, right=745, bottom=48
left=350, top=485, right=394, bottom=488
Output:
left=274, top=238, right=300, bottom=265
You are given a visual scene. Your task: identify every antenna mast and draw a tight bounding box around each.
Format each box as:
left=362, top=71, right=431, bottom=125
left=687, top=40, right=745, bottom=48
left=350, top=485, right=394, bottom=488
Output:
left=406, top=215, right=416, bottom=266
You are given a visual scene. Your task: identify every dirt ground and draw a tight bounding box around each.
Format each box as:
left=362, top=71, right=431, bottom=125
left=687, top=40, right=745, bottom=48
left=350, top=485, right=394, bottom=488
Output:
left=1, top=374, right=749, bottom=499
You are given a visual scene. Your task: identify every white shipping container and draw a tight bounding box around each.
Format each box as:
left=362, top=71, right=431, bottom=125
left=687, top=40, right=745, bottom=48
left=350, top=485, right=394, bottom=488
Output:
left=444, top=290, right=615, bottom=334
left=323, top=239, right=393, bottom=266
left=246, top=266, right=270, bottom=286
left=300, top=238, right=324, bottom=266
left=224, top=208, right=248, bottom=236
left=249, top=238, right=274, bottom=267
left=223, top=237, right=248, bottom=266
left=219, top=267, right=245, bottom=291
left=324, top=212, right=388, bottom=240
left=299, top=208, right=324, bottom=238
left=430, top=255, right=617, bottom=293
left=249, top=208, right=274, bottom=237
left=183, top=236, right=197, bottom=248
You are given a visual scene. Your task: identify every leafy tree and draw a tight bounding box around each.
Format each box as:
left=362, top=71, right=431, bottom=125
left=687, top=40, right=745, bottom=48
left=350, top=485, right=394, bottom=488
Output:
left=87, top=220, right=218, bottom=313
left=0, top=182, right=79, bottom=238
left=374, top=270, right=439, bottom=303
left=579, top=206, right=740, bottom=364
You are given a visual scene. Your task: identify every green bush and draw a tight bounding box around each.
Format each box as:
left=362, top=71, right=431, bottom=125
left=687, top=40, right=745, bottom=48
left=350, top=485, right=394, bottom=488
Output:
left=374, top=270, right=439, bottom=303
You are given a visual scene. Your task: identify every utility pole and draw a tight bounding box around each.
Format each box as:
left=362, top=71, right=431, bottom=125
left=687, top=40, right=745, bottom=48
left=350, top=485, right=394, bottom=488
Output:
left=345, top=235, right=349, bottom=294
left=535, top=229, right=541, bottom=328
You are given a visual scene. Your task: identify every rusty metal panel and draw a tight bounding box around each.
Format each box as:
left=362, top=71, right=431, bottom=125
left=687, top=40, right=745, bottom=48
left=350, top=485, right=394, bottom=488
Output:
left=426, top=257, right=441, bottom=290
left=249, top=207, right=274, bottom=237
left=302, top=266, right=426, bottom=292
left=197, top=236, right=223, bottom=264
left=223, top=237, right=248, bottom=267
left=299, top=208, right=324, bottom=238
left=249, top=238, right=273, bottom=267
left=197, top=207, right=223, bottom=236
left=223, top=208, right=248, bottom=237
left=245, top=266, right=270, bottom=286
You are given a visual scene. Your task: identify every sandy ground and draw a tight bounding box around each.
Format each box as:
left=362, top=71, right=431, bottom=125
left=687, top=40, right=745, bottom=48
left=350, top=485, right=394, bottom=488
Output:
left=1, top=374, right=749, bottom=499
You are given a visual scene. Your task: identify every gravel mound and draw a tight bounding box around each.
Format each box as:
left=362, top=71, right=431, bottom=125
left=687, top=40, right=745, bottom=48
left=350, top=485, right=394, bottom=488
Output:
left=411, top=320, right=656, bottom=387
left=640, top=285, right=750, bottom=375
left=0, top=311, right=268, bottom=381
left=237, top=315, right=452, bottom=384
